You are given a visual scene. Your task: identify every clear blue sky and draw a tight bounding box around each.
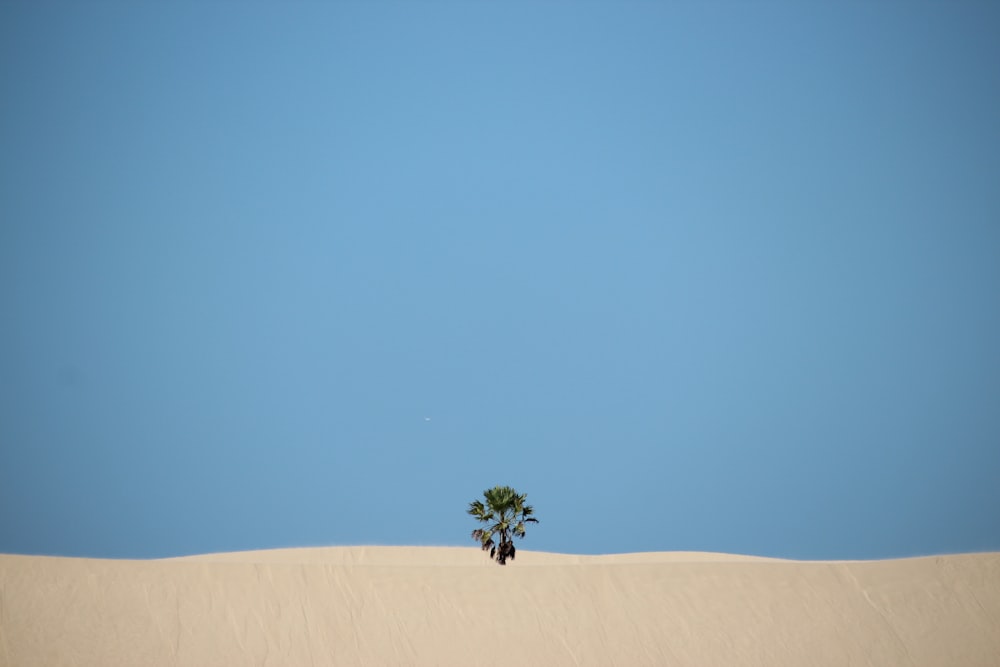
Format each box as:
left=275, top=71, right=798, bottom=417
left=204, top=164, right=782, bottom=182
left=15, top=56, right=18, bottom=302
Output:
left=2, top=2, right=998, bottom=560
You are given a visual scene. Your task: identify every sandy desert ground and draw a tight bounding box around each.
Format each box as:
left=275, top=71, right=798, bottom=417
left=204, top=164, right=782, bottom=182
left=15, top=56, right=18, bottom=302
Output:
left=1, top=546, right=998, bottom=666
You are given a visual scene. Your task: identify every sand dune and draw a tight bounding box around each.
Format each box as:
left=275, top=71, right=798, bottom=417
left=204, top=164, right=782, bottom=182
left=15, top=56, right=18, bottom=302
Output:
left=2, top=547, right=997, bottom=666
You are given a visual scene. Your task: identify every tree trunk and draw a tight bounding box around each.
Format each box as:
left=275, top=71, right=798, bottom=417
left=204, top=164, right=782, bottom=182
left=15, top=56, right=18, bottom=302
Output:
left=498, top=523, right=508, bottom=565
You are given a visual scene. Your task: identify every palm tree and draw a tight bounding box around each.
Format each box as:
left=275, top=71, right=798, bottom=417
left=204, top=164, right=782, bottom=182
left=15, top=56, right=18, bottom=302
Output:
left=468, top=485, right=539, bottom=565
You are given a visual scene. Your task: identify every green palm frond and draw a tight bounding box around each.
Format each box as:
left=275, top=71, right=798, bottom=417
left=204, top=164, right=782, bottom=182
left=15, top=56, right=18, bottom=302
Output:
left=467, top=499, right=489, bottom=519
